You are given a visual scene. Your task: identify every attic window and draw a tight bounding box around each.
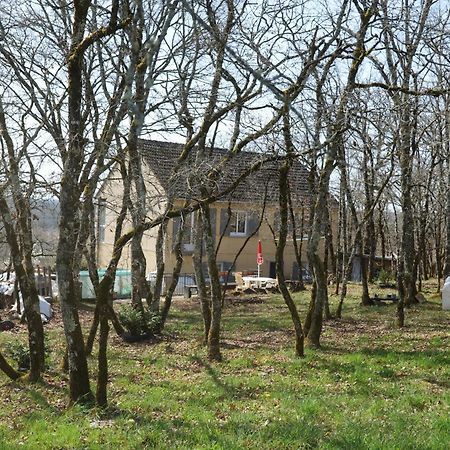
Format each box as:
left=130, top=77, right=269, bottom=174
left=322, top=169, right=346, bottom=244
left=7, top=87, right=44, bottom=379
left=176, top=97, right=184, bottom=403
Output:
left=230, top=211, right=247, bottom=236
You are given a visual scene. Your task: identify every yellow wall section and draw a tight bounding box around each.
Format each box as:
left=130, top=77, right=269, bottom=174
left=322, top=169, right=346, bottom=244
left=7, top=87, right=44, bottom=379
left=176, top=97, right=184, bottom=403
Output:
left=97, top=162, right=330, bottom=279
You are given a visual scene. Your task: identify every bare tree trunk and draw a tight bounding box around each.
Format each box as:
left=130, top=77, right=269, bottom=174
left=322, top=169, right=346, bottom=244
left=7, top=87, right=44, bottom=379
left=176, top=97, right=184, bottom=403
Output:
left=397, top=260, right=406, bottom=327
left=57, top=0, right=95, bottom=404
left=95, top=294, right=110, bottom=408
left=202, top=205, right=223, bottom=362
left=444, top=97, right=450, bottom=278
left=160, top=220, right=184, bottom=328
left=362, top=136, right=377, bottom=283
left=0, top=99, right=45, bottom=382
left=276, top=147, right=304, bottom=356
left=360, top=253, right=372, bottom=306
left=306, top=3, right=376, bottom=347
left=400, top=167, right=417, bottom=306
left=150, top=223, right=166, bottom=311
left=379, top=0, right=434, bottom=309
left=85, top=305, right=100, bottom=356
left=303, top=282, right=316, bottom=337
left=0, top=196, right=45, bottom=381
left=335, top=178, right=346, bottom=296
left=325, top=204, right=337, bottom=281
left=378, top=206, right=386, bottom=271
left=0, top=352, right=21, bottom=380
left=323, top=201, right=333, bottom=319
left=193, top=214, right=211, bottom=344
left=288, top=197, right=306, bottom=291
left=131, top=236, right=148, bottom=312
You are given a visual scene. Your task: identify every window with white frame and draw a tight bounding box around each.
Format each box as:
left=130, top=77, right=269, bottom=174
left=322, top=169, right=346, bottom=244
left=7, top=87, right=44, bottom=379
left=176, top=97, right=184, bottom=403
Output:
left=182, top=213, right=196, bottom=251
left=230, top=211, right=247, bottom=236
left=98, top=200, right=106, bottom=243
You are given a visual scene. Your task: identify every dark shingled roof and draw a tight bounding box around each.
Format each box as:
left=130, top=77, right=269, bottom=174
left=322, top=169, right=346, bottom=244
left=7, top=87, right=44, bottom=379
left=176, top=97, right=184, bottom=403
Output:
left=139, top=139, right=311, bottom=203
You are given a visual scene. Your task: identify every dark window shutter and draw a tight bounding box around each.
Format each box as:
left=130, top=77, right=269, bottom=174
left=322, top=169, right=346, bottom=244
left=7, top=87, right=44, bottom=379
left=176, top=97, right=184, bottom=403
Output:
left=247, top=212, right=260, bottom=236
left=292, top=261, right=299, bottom=280
left=219, top=208, right=231, bottom=236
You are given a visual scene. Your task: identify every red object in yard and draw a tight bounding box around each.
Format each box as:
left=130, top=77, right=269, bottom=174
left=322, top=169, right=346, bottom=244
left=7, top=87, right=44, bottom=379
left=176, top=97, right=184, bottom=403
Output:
left=257, top=240, right=263, bottom=266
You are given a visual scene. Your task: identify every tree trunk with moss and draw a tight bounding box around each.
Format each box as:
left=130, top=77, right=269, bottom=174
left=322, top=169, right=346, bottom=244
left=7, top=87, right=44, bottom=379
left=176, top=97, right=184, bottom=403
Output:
left=276, top=157, right=304, bottom=357
left=202, top=205, right=223, bottom=362
left=150, top=224, right=166, bottom=312
left=0, top=196, right=45, bottom=381
left=0, top=352, right=21, bottom=381
left=193, top=214, right=211, bottom=344
left=160, top=221, right=184, bottom=328
left=95, top=282, right=111, bottom=407
left=0, top=99, right=45, bottom=382
left=57, top=0, right=96, bottom=405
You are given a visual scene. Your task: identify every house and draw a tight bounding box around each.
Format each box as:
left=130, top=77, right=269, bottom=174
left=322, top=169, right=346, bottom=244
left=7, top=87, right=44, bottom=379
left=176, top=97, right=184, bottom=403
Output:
left=96, top=139, right=325, bottom=283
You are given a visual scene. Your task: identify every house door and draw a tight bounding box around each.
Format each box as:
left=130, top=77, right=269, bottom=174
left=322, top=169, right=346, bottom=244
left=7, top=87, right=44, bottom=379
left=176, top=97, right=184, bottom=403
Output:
left=269, top=261, right=277, bottom=279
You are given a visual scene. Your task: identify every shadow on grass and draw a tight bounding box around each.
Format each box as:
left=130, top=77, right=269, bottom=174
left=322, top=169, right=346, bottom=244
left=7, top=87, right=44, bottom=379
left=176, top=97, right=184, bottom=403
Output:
left=25, top=387, right=61, bottom=414
left=189, top=355, right=267, bottom=402
left=226, top=315, right=288, bottom=332
left=360, top=346, right=450, bottom=366
left=311, top=345, right=449, bottom=389
left=0, top=380, right=67, bottom=423
left=190, top=355, right=236, bottom=397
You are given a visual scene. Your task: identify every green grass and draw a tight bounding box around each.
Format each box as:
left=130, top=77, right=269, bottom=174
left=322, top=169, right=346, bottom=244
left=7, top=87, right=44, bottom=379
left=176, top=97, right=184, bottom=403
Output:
left=0, top=283, right=449, bottom=449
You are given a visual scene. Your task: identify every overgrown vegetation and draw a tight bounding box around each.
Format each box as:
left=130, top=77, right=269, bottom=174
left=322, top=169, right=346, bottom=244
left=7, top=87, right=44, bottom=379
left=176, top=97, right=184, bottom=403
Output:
left=1, top=284, right=448, bottom=449
left=118, top=304, right=161, bottom=336
left=4, top=338, right=51, bottom=372
left=5, top=340, right=30, bottom=371
left=377, top=269, right=394, bottom=285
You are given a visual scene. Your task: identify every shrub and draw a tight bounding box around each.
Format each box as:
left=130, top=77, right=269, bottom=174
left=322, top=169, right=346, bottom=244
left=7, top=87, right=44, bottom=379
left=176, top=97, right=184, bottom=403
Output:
left=142, top=308, right=162, bottom=333
left=5, top=340, right=30, bottom=371
left=118, top=304, right=161, bottom=336
left=377, top=269, right=393, bottom=285
left=5, top=338, right=51, bottom=371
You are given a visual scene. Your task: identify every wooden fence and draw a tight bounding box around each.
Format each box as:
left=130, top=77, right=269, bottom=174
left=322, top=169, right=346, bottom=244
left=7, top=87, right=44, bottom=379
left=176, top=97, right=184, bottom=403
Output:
left=35, top=266, right=53, bottom=298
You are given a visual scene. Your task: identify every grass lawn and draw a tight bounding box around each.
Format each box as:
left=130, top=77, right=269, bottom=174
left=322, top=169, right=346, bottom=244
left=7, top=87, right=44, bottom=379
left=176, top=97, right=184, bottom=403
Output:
left=0, top=282, right=449, bottom=449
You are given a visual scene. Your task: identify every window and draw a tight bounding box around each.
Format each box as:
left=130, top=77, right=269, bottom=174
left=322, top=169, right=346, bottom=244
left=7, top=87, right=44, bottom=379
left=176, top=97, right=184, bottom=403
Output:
left=182, top=213, right=196, bottom=252
left=174, top=209, right=216, bottom=253
left=98, top=200, right=106, bottom=243
left=230, top=211, right=247, bottom=236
